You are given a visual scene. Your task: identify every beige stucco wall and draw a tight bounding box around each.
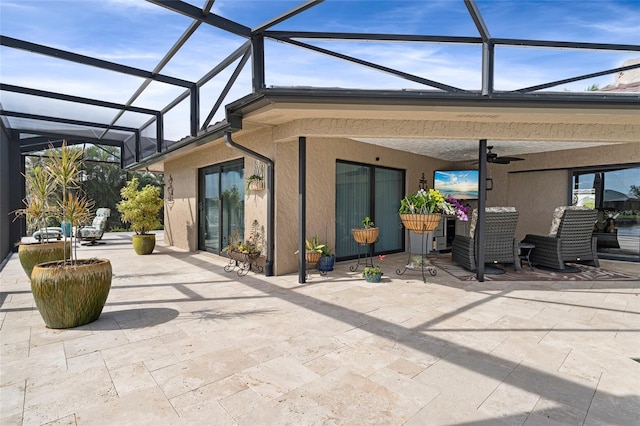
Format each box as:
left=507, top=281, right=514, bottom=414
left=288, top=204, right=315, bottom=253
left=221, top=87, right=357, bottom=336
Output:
left=163, top=128, right=448, bottom=275
left=163, top=127, right=273, bottom=251
left=272, top=136, right=448, bottom=275
left=164, top=120, right=638, bottom=276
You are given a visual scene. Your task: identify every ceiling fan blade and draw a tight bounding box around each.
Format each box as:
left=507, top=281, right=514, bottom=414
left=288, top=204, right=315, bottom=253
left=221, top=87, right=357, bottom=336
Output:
left=492, top=157, right=512, bottom=164
left=499, top=156, right=524, bottom=162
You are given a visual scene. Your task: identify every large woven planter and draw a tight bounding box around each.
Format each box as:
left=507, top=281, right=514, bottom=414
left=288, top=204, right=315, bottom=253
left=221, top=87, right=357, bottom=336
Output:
left=399, top=213, right=442, bottom=234
left=132, top=234, right=156, bottom=255
left=30, top=258, right=112, bottom=329
left=352, top=227, right=379, bottom=244
left=18, top=241, right=71, bottom=279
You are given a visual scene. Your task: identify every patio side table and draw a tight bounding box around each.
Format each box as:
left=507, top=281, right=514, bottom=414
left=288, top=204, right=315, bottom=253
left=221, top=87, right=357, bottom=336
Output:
left=519, top=242, right=535, bottom=271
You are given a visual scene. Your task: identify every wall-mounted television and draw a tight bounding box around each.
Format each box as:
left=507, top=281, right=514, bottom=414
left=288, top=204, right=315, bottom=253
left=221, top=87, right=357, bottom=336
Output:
left=433, top=170, right=479, bottom=200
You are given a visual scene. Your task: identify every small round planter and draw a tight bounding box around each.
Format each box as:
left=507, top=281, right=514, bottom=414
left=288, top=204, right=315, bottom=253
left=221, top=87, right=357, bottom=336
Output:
left=318, top=255, right=335, bottom=272
left=18, top=241, right=71, bottom=279
left=132, top=234, right=156, bottom=255
left=305, top=251, right=322, bottom=265
left=31, top=258, right=112, bottom=329
left=352, top=227, right=379, bottom=244
left=363, top=272, right=382, bottom=283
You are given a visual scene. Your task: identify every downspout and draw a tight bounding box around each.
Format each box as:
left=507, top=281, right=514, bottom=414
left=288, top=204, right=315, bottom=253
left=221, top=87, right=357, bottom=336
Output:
left=224, top=131, right=274, bottom=276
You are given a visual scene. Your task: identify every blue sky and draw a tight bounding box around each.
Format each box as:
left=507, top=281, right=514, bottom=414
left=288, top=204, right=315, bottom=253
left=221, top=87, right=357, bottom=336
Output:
left=1, top=0, right=638, bottom=139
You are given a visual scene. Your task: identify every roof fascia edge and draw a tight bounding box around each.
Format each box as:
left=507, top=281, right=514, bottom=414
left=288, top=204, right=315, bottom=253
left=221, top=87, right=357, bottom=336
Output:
left=124, top=121, right=231, bottom=171
left=226, top=89, right=640, bottom=116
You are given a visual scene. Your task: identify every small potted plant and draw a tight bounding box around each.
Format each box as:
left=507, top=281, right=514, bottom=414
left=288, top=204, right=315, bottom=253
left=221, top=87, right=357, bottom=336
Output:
left=318, top=244, right=335, bottom=272
left=223, top=220, right=264, bottom=262
left=117, top=177, right=163, bottom=255
left=352, top=216, right=379, bottom=244
left=304, top=234, right=325, bottom=265
left=363, top=265, right=382, bottom=283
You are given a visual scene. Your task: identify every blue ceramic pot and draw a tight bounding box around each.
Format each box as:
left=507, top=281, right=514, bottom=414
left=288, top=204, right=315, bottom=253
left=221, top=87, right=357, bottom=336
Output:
left=318, top=255, right=335, bottom=272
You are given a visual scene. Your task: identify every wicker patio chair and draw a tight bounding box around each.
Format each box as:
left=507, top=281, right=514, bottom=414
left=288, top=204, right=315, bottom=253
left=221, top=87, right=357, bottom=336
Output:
left=452, top=207, right=521, bottom=272
left=522, top=206, right=599, bottom=270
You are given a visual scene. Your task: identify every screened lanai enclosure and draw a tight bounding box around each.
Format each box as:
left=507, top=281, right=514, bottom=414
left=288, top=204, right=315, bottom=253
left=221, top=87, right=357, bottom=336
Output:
left=1, top=0, right=639, bottom=278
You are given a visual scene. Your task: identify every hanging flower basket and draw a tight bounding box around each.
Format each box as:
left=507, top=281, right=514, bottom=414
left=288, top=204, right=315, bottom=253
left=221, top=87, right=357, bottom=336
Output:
left=248, top=180, right=264, bottom=192
left=399, top=213, right=442, bottom=234
left=352, top=227, right=379, bottom=244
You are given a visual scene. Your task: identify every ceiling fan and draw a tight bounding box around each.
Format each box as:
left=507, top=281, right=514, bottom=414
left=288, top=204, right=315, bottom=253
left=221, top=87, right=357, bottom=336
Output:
left=484, top=146, right=524, bottom=164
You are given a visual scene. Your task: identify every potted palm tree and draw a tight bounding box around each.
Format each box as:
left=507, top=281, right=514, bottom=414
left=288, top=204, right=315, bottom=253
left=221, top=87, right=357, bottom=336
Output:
left=117, top=177, right=163, bottom=255
left=12, top=164, right=70, bottom=279
left=29, top=142, right=112, bottom=329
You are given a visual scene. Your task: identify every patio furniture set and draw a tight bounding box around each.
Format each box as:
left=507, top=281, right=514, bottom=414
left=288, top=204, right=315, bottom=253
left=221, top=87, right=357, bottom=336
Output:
left=31, top=208, right=111, bottom=246
left=451, top=205, right=599, bottom=273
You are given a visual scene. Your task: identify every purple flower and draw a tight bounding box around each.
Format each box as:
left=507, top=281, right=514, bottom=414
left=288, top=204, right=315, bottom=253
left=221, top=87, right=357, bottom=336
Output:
left=446, top=197, right=469, bottom=221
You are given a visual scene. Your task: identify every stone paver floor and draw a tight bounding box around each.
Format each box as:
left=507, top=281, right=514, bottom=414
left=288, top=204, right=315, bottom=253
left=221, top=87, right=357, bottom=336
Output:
left=1, top=232, right=639, bottom=425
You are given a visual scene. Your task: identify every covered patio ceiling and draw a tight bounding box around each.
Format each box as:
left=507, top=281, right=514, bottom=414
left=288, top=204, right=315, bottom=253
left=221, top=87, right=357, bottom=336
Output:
left=1, top=0, right=639, bottom=171
left=231, top=96, right=637, bottom=162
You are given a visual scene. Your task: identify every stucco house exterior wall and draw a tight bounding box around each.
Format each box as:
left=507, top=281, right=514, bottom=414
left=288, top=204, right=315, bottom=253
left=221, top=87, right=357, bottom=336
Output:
left=162, top=104, right=638, bottom=276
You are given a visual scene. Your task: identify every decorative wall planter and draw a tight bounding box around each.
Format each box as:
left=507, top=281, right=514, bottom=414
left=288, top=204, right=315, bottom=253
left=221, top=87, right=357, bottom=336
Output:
left=18, top=241, right=71, bottom=279
left=248, top=180, right=265, bottom=192
left=352, top=227, right=379, bottom=244
left=132, top=234, right=156, bottom=255
left=399, top=213, right=442, bottom=234
left=30, top=258, right=112, bottom=329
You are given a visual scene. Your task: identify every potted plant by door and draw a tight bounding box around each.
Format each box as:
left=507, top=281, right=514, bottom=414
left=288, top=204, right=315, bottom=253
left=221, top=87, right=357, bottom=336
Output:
left=317, top=244, right=335, bottom=272
left=29, top=142, right=112, bottom=329
left=223, top=222, right=263, bottom=263
left=352, top=216, right=379, bottom=244
left=304, top=234, right=325, bottom=265
left=12, top=164, right=70, bottom=279
left=117, top=177, right=163, bottom=255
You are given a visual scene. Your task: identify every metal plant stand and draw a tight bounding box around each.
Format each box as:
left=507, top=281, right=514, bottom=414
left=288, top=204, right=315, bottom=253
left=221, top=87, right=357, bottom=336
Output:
left=396, top=224, right=437, bottom=282
left=349, top=240, right=376, bottom=272
left=224, top=251, right=263, bottom=276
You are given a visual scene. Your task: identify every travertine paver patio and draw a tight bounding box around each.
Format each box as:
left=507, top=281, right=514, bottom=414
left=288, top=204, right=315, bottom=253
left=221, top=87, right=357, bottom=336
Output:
left=1, top=232, right=639, bottom=425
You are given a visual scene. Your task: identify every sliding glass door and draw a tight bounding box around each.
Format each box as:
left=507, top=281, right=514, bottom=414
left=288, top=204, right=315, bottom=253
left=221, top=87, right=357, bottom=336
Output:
left=198, top=160, right=244, bottom=254
left=572, top=164, right=639, bottom=262
left=336, top=161, right=404, bottom=260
